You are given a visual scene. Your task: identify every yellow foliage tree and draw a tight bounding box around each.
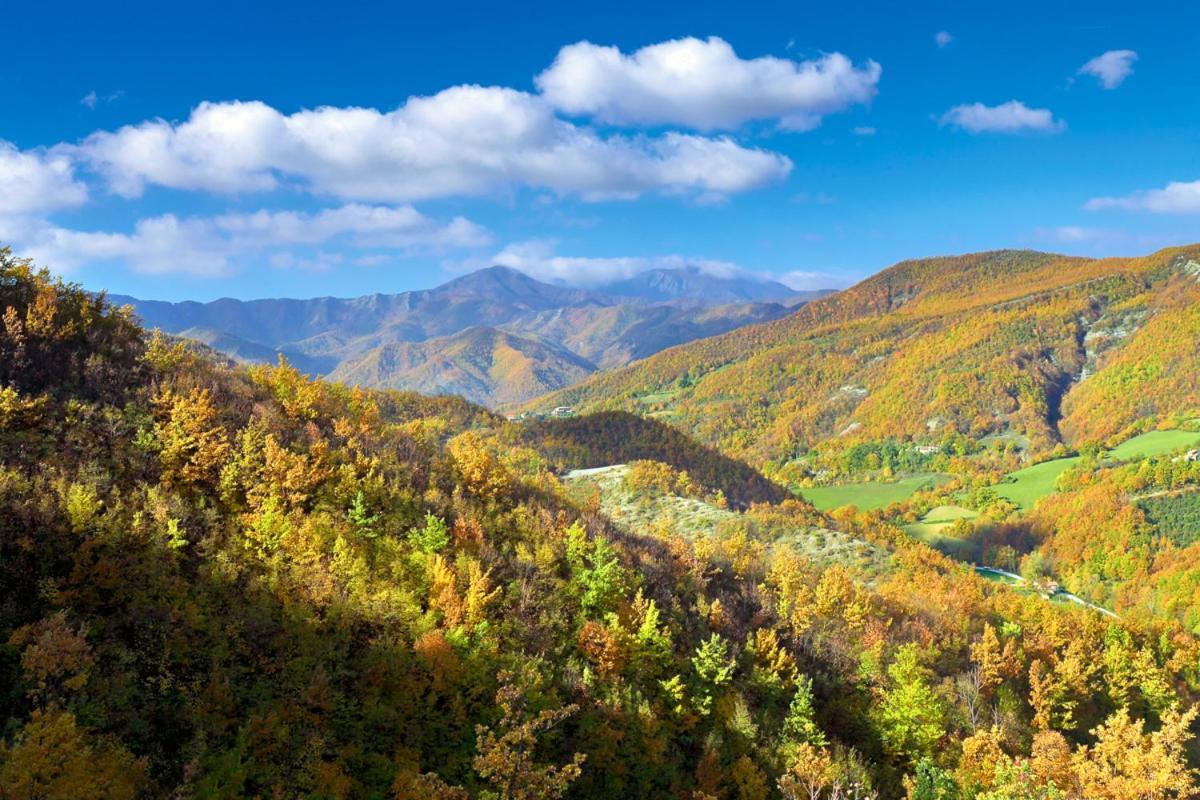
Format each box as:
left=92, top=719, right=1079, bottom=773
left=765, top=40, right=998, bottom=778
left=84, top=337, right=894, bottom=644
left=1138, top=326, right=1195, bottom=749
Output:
left=1071, top=706, right=1198, bottom=800
left=447, top=431, right=512, bottom=501
left=154, top=387, right=231, bottom=488
left=0, top=709, right=146, bottom=800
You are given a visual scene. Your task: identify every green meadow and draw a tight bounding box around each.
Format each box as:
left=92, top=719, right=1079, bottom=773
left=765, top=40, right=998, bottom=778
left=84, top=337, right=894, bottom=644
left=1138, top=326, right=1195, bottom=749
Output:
left=993, top=456, right=1081, bottom=510
left=1107, top=429, right=1200, bottom=460
left=799, top=473, right=948, bottom=511
left=994, top=429, right=1200, bottom=510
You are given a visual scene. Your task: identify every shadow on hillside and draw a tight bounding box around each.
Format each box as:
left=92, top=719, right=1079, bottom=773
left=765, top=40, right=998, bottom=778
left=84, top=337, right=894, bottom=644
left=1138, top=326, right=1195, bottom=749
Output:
left=509, top=411, right=787, bottom=508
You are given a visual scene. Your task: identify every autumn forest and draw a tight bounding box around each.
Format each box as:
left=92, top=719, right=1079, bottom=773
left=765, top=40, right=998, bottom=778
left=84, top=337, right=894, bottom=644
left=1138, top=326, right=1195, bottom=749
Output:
left=2, top=234, right=1200, bottom=800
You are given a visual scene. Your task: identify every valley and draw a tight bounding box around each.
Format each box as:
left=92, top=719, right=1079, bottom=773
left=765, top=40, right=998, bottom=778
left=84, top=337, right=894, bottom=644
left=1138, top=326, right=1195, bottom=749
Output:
left=522, top=245, right=1200, bottom=632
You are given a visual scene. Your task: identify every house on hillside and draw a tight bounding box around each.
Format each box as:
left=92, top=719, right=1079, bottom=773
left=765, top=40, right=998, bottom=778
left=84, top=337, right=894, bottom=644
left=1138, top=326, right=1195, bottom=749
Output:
left=1172, top=448, right=1200, bottom=463
left=552, top=406, right=574, bottom=418
left=914, top=444, right=941, bottom=456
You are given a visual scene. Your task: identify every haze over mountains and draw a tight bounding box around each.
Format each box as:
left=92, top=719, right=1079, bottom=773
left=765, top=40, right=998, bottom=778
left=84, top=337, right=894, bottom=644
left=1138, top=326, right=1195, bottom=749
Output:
left=113, top=265, right=816, bottom=406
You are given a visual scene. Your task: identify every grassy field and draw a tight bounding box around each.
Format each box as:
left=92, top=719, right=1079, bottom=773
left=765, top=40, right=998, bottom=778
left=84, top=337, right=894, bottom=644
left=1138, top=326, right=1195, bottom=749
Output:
left=994, top=429, right=1200, bottom=510
left=1108, top=429, right=1200, bottom=460
left=904, top=505, right=978, bottom=537
left=798, top=473, right=948, bottom=512
left=903, top=505, right=979, bottom=558
left=974, top=567, right=1023, bottom=586
left=994, top=457, right=1081, bottom=510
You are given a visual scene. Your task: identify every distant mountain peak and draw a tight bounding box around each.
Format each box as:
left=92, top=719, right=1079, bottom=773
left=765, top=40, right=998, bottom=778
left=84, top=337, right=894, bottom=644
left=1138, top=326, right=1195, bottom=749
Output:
left=443, top=264, right=535, bottom=286
left=438, top=265, right=611, bottom=308
left=600, top=267, right=798, bottom=304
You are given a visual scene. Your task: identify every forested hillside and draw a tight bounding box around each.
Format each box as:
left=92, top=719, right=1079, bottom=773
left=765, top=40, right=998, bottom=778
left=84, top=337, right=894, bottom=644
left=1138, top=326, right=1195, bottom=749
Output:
left=326, top=326, right=599, bottom=407
left=530, top=246, right=1200, bottom=469
left=508, top=411, right=788, bottom=507
left=2, top=247, right=1200, bottom=800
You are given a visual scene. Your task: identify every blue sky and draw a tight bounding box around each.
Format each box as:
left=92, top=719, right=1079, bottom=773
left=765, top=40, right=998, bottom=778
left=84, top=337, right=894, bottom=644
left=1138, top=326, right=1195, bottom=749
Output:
left=1, top=0, right=1197, bottom=300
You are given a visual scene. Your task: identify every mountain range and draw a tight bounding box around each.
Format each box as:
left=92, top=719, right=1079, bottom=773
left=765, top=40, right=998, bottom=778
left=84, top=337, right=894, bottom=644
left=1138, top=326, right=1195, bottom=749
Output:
left=113, top=265, right=819, bottom=406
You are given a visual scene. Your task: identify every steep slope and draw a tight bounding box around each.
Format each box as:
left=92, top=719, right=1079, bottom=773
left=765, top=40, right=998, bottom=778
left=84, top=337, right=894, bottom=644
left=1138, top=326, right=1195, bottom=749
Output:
left=500, top=300, right=793, bottom=370
left=529, top=245, right=1200, bottom=466
left=327, top=326, right=596, bottom=406
left=1059, top=261, right=1200, bottom=442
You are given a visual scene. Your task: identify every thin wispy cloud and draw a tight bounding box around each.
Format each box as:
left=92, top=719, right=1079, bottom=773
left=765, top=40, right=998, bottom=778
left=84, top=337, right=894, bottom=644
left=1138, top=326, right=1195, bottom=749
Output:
left=479, top=239, right=744, bottom=286
left=1034, top=225, right=1118, bottom=244
left=80, top=89, right=124, bottom=110
left=454, top=238, right=814, bottom=289
left=934, top=31, right=953, bottom=48
left=1087, top=179, right=1200, bottom=214
left=1078, top=50, right=1138, bottom=89
left=780, top=268, right=854, bottom=290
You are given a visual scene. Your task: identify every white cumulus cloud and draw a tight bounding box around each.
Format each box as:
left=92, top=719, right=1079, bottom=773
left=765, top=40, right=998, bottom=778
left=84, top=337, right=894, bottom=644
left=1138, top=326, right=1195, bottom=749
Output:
left=0, top=141, right=89, bottom=215
left=1086, top=179, right=1200, bottom=214
left=72, top=88, right=792, bottom=203
left=535, top=36, right=880, bottom=131
left=939, top=100, right=1065, bottom=134
left=1078, top=50, right=1138, bottom=89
